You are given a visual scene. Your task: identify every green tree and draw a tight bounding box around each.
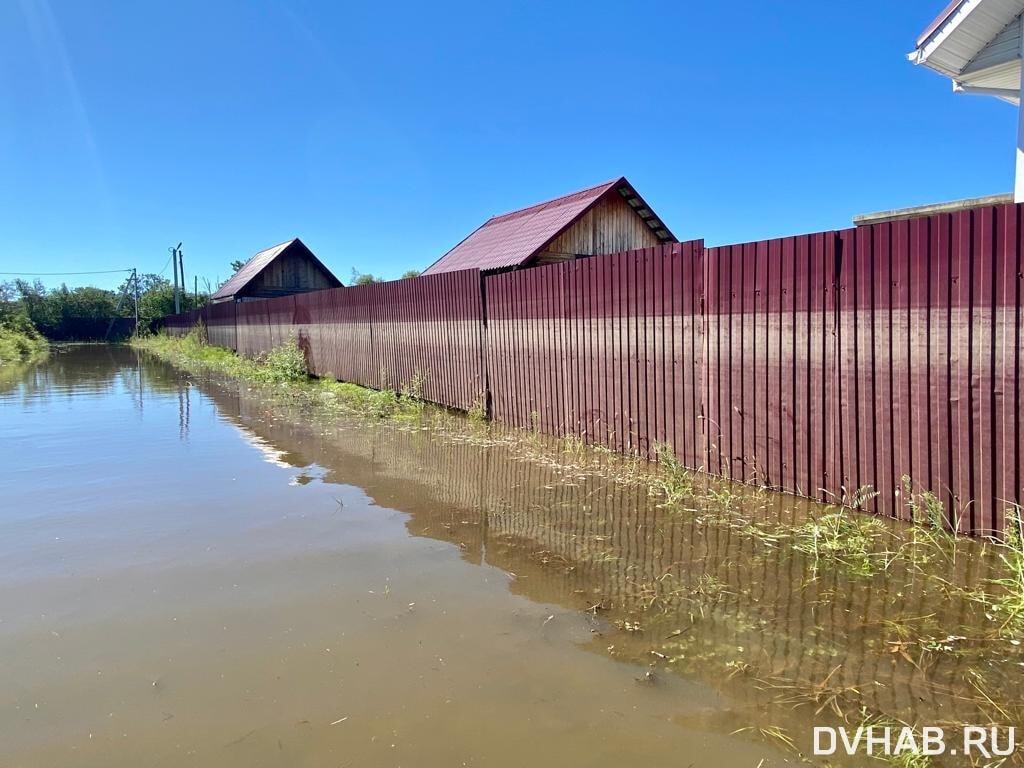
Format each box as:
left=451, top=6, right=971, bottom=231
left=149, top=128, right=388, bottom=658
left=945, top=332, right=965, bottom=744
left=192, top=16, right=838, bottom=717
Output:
left=133, top=275, right=176, bottom=323
left=230, top=259, right=246, bottom=273
left=125, top=273, right=208, bottom=326
left=350, top=268, right=382, bottom=286
left=0, top=281, right=35, bottom=335
left=12, top=280, right=119, bottom=339
left=400, top=270, right=421, bottom=279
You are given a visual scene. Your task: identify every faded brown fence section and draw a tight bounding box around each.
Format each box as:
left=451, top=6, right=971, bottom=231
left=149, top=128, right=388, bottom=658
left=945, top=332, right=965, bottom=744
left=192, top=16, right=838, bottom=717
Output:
left=164, top=308, right=202, bottom=336
left=295, top=271, right=487, bottom=411
left=204, top=301, right=237, bottom=350
left=160, top=203, right=1024, bottom=534
left=164, top=269, right=486, bottom=412
left=484, top=241, right=705, bottom=468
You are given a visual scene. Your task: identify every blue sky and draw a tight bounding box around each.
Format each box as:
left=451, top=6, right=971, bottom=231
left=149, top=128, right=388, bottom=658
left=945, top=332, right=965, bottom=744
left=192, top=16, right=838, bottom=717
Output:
left=0, top=0, right=1016, bottom=290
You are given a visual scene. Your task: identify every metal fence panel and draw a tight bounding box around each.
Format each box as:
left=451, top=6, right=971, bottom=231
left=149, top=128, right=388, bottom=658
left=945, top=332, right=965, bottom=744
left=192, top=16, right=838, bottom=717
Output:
left=158, top=203, right=1024, bottom=535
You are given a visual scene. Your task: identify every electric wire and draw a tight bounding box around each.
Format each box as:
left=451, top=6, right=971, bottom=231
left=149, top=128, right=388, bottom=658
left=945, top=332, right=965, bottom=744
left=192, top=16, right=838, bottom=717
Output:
left=0, top=269, right=133, bottom=276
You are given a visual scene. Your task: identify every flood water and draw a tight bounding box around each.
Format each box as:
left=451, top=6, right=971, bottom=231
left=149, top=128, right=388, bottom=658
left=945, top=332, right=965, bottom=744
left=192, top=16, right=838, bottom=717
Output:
left=1, top=346, right=1021, bottom=767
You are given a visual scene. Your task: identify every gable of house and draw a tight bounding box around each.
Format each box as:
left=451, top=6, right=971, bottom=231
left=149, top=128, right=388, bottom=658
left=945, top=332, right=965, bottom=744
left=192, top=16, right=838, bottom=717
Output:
left=212, top=238, right=341, bottom=303
left=422, top=177, right=676, bottom=275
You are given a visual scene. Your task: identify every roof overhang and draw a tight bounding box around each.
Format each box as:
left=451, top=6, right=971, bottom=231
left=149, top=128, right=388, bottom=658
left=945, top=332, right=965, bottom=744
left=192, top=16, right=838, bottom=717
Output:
left=853, top=192, right=1013, bottom=226
left=909, top=0, right=1024, bottom=104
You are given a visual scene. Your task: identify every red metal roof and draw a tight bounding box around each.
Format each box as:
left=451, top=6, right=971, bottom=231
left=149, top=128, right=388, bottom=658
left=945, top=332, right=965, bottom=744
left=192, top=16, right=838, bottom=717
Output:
left=421, top=177, right=675, bottom=275
left=212, top=238, right=340, bottom=300
left=916, top=0, right=965, bottom=46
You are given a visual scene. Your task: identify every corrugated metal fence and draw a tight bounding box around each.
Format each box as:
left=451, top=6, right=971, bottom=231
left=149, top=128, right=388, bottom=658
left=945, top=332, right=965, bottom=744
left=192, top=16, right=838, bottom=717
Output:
left=162, top=203, right=1023, bottom=534
left=485, top=241, right=706, bottom=470
left=835, top=208, right=1022, bottom=534
left=167, top=270, right=486, bottom=411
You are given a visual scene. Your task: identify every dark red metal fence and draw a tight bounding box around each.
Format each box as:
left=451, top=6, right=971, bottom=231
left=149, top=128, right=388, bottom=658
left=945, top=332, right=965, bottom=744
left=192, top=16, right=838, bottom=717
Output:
left=680, top=208, right=1022, bottom=534
left=293, top=271, right=487, bottom=410
left=703, top=233, right=839, bottom=504
left=160, top=204, right=1024, bottom=534
left=484, top=241, right=706, bottom=469
left=164, top=308, right=202, bottom=336
left=165, top=269, right=487, bottom=412
left=835, top=207, right=1023, bottom=535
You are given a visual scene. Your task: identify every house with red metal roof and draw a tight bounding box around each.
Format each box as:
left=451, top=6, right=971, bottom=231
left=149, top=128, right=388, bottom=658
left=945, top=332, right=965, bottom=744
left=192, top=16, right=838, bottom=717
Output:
left=211, top=238, right=341, bottom=304
left=422, top=177, right=676, bottom=276
left=909, top=0, right=1024, bottom=200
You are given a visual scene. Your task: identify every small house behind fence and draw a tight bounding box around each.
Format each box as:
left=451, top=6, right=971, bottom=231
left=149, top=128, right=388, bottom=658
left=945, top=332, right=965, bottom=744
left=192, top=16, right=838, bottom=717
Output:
left=211, top=238, right=342, bottom=304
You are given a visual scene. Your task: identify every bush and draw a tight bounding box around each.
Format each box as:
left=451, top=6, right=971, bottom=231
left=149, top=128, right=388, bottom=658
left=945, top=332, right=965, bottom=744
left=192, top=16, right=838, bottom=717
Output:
left=367, top=388, right=399, bottom=418
left=0, top=321, right=47, bottom=366
left=255, top=342, right=308, bottom=383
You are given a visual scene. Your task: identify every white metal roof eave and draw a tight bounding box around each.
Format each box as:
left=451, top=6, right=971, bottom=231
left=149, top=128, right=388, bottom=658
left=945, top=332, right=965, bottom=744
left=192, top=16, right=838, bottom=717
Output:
left=909, top=0, right=1024, bottom=77
left=909, top=0, right=980, bottom=74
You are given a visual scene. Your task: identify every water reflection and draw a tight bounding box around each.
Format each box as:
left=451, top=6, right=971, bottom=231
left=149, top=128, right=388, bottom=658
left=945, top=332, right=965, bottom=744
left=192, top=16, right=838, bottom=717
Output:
left=5, top=346, right=1020, bottom=766
left=4, top=344, right=177, bottom=405
left=195, top=371, right=1024, bottom=739
left=5, top=346, right=800, bottom=768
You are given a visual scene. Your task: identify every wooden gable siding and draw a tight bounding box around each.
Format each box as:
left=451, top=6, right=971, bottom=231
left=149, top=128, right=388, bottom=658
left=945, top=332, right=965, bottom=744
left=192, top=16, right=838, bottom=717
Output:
left=535, top=194, right=661, bottom=265
left=241, top=250, right=337, bottom=299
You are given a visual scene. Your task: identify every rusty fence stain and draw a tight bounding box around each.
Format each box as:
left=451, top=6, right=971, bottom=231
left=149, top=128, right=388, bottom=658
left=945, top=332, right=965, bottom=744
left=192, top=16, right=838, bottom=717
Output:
left=162, top=204, right=1024, bottom=535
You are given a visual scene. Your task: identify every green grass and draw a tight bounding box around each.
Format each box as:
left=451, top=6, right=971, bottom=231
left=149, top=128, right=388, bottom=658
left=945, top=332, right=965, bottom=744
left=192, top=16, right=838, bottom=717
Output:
left=133, top=328, right=426, bottom=420
left=652, top=442, right=695, bottom=507
left=962, top=505, right=1024, bottom=635
left=791, top=511, right=892, bottom=577
left=0, top=324, right=47, bottom=367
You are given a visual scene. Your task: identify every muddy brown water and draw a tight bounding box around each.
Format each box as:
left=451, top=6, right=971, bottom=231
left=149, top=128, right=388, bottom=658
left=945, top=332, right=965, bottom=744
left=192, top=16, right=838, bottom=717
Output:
left=1, top=346, right=1020, bottom=767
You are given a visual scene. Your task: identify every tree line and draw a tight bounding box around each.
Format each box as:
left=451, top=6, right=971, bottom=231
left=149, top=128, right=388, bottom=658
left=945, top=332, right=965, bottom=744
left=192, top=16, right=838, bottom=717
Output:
left=0, top=274, right=208, bottom=341
left=1, top=261, right=424, bottom=342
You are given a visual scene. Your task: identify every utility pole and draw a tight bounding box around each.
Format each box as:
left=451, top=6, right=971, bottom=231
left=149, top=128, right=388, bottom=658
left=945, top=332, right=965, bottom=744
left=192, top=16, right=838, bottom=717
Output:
left=194, top=275, right=198, bottom=305
left=170, top=243, right=181, bottom=314
left=178, top=247, right=186, bottom=309
left=132, top=268, right=140, bottom=335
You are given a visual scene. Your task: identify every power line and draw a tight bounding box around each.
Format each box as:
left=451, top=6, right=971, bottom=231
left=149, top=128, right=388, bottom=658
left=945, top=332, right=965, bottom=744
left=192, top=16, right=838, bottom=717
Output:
left=156, top=253, right=173, bottom=277
left=0, top=268, right=133, bottom=276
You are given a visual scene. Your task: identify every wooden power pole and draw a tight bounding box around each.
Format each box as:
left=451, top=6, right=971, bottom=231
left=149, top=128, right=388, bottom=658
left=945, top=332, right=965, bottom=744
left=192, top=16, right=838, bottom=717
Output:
left=132, top=268, right=140, bottom=334
left=171, top=243, right=181, bottom=314
left=178, top=247, right=185, bottom=309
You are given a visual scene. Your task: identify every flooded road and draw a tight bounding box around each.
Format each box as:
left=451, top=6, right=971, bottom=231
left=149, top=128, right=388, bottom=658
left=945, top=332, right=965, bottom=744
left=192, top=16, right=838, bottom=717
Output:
left=1, top=347, right=1020, bottom=767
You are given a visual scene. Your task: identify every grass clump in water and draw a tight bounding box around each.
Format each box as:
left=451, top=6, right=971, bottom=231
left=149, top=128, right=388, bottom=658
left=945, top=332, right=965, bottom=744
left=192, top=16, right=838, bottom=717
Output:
left=252, top=341, right=307, bottom=384
left=467, top=393, right=487, bottom=422
left=399, top=372, right=427, bottom=415
left=792, top=512, right=891, bottom=577
left=652, top=442, right=694, bottom=508
left=964, top=505, right=1024, bottom=635
left=990, top=508, right=1024, bottom=630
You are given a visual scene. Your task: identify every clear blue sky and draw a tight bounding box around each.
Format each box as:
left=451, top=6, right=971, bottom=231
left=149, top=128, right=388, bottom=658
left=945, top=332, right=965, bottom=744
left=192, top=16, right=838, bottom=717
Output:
left=0, top=0, right=1015, bottom=291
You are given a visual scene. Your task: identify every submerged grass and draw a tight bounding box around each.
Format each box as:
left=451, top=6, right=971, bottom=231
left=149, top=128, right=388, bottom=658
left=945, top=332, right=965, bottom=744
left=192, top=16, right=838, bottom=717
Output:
left=133, top=328, right=427, bottom=421
left=962, top=506, right=1024, bottom=636
left=135, top=328, right=1024, bottom=753
left=137, top=330, right=1024, bottom=614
